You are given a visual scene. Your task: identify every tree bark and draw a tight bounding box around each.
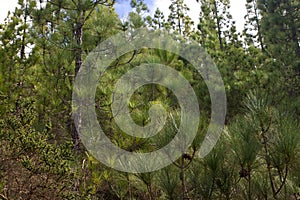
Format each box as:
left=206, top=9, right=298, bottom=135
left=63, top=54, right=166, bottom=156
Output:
left=73, top=1, right=85, bottom=150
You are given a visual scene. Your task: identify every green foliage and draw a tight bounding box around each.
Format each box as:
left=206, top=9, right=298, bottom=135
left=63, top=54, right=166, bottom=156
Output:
left=0, top=97, right=76, bottom=199
left=0, top=0, right=299, bottom=199
left=167, top=0, right=194, bottom=37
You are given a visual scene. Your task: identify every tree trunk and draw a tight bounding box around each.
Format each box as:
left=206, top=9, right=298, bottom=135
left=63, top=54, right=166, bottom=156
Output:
left=252, top=0, right=265, bottom=52
left=73, top=1, right=85, bottom=150
left=213, top=0, right=223, bottom=50
left=181, top=155, right=188, bottom=200
left=20, top=3, right=28, bottom=60
left=287, top=5, right=300, bottom=74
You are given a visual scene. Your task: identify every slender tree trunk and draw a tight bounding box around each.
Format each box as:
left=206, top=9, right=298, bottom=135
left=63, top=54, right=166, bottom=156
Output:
left=262, top=131, right=277, bottom=199
left=73, top=1, right=85, bottom=150
left=75, top=7, right=84, bottom=76
left=247, top=166, right=251, bottom=200
left=212, top=0, right=223, bottom=50
left=181, top=155, right=188, bottom=200
left=127, top=174, right=132, bottom=200
left=147, top=183, right=155, bottom=200
left=287, top=6, right=300, bottom=74
left=20, top=3, right=28, bottom=60
left=274, top=165, right=289, bottom=197
left=291, top=23, right=300, bottom=74
left=252, top=0, right=265, bottom=52
left=177, top=6, right=181, bottom=35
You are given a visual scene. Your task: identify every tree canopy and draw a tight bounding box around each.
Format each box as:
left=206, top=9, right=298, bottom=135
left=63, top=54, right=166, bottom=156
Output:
left=0, top=0, right=299, bottom=199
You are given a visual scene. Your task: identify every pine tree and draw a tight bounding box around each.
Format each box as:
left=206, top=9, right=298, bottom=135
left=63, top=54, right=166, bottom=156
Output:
left=257, top=0, right=300, bottom=96
left=258, top=0, right=300, bottom=60
left=167, top=0, right=194, bottom=37
left=0, top=2, right=78, bottom=198
left=30, top=0, right=118, bottom=149
left=128, top=0, right=149, bottom=29
left=197, top=0, right=232, bottom=50
left=151, top=8, right=166, bottom=30
left=244, top=0, right=265, bottom=51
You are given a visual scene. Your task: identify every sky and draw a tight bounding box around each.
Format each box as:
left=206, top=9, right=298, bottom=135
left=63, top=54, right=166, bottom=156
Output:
left=0, top=0, right=18, bottom=22
left=115, top=0, right=247, bottom=32
left=0, top=0, right=246, bottom=32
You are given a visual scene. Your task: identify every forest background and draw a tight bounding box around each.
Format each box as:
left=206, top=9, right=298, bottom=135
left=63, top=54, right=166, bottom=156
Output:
left=0, top=0, right=299, bottom=199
